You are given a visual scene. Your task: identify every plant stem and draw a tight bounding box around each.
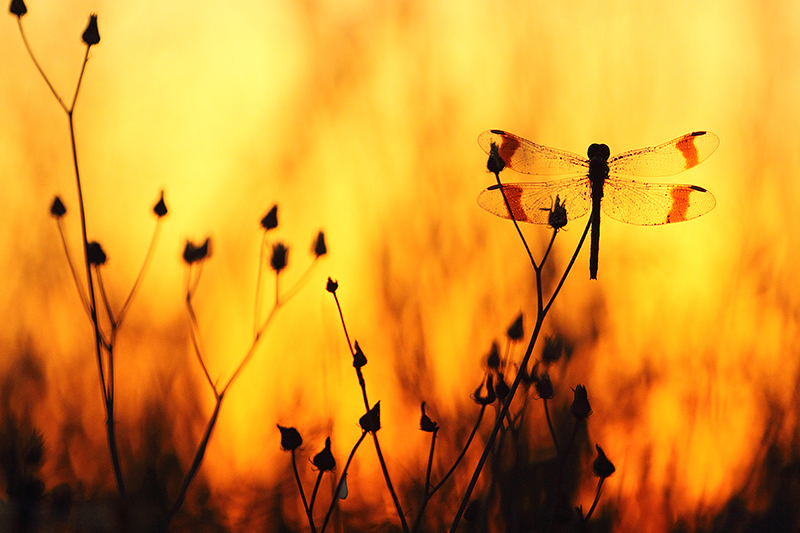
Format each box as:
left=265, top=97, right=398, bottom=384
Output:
left=331, top=288, right=409, bottom=532
left=449, top=194, right=592, bottom=532
left=371, top=433, right=409, bottom=532
left=68, top=55, right=126, bottom=495
left=321, top=431, right=368, bottom=533
left=292, top=449, right=316, bottom=533
left=410, top=428, right=438, bottom=533
left=309, top=471, right=325, bottom=515
left=544, top=397, right=559, bottom=457
left=449, top=315, right=543, bottom=531
left=492, top=171, right=537, bottom=269
left=55, top=219, right=90, bottom=314
left=16, top=19, right=68, bottom=112
left=431, top=404, right=485, bottom=493
left=165, top=393, right=224, bottom=527
left=117, top=219, right=162, bottom=326
left=584, top=477, right=606, bottom=522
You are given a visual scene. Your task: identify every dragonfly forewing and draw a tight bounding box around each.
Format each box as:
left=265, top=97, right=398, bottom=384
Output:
left=478, top=130, right=590, bottom=176
left=608, top=131, right=720, bottom=177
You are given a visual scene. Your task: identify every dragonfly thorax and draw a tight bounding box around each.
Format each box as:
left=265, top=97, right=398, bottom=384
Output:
left=587, top=143, right=610, bottom=187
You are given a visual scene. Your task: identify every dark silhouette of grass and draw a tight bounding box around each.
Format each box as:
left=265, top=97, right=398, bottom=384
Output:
left=10, top=3, right=326, bottom=529
left=18, top=4, right=797, bottom=533
left=10, top=3, right=617, bottom=526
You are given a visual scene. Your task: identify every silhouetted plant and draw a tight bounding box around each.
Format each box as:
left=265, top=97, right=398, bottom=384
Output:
left=12, top=2, right=172, bottom=497
left=11, top=4, right=327, bottom=529
left=10, top=3, right=623, bottom=531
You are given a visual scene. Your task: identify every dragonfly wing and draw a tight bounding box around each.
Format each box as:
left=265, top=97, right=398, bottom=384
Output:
left=608, top=131, right=720, bottom=177
left=477, top=179, right=593, bottom=224
left=602, top=177, right=716, bottom=225
left=478, top=130, right=590, bottom=175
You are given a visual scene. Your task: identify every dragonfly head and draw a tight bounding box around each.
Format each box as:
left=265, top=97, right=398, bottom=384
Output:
left=587, top=143, right=610, bottom=161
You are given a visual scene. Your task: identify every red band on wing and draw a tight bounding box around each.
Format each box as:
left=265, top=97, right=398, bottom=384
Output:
left=497, top=135, right=520, bottom=168
left=501, top=184, right=532, bottom=223
left=677, top=135, right=700, bottom=168
left=666, top=187, right=692, bottom=222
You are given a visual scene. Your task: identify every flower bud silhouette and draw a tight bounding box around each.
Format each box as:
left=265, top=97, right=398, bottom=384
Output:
left=487, top=143, right=505, bottom=174
left=495, top=372, right=510, bottom=401
left=542, top=335, right=563, bottom=364
left=82, top=14, right=100, bottom=46
left=570, top=384, right=592, bottom=419
left=87, top=241, right=107, bottom=266
left=419, top=402, right=438, bottom=432
left=270, top=243, right=288, bottom=273
left=486, top=342, right=500, bottom=369
left=313, top=231, right=327, bottom=257
left=548, top=195, right=567, bottom=230
left=326, top=277, right=338, bottom=293
left=359, top=402, right=381, bottom=433
left=592, top=444, right=615, bottom=478
left=276, top=425, right=302, bottom=452
left=507, top=313, right=524, bottom=341
left=50, top=196, right=66, bottom=218
left=473, top=373, right=496, bottom=406
left=312, top=437, right=335, bottom=472
left=534, top=371, right=554, bottom=400
left=9, top=0, right=27, bottom=17
left=182, top=238, right=211, bottom=264
left=153, top=191, right=168, bottom=218
left=260, top=205, right=278, bottom=230
left=352, top=340, right=367, bottom=368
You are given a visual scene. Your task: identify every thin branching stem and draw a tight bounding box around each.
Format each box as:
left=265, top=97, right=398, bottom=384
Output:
left=543, top=397, right=559, bottom=457
left=279, top=258, right=320, bottom=303
left=117, top=220, right=162, bottom=326
left=320, top=431, right=368, bottom=533
left=410, top=428, right=439, bottom=533
left=16, top=19, right=68, bottom=112
left=95, top=268, right=116, bottom=330
left=331, top=289, right=409, bottom=532
left=292, top=449, right=315, bottom=533
left=56, top=220, right=90, bottom=314
left=547, top=418, right=583, bottom=532
left=424, top=429, right=437, bottom=493
left=331, top=291, right=354, bottom=353
left=431, top=404, right=485, bottom=494
left=584, top=477, right=606, bottom=522
left=67, top=44, right=126, bottom=495
left=544, top=217, right=592, bottom=316
left=166, top=393, right=224, bottom=527
left=371, top=434, right=409, bottom=532
left=449, top=174, right=591, bottom=532
left=254, top=233, right=267, bottom=336
left=275, top=270, right=280, bottom=308
left=539, top=226, right=559, bottom=271
left=70, top=47, right=91, bottom=112
left=309, top=471, right=325, bottom=516
left=186, top=287, right=217, bottom=397
left=493, top=171, right=537, bottom=269
left=222, top=302, right=280, bottom=397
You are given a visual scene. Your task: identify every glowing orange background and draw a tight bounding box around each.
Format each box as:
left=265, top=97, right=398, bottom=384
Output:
left=2, top=0, right=799, bottom=531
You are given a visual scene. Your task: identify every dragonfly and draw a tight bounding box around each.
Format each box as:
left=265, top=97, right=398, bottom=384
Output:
left=477, top=129, right=719, bottom=279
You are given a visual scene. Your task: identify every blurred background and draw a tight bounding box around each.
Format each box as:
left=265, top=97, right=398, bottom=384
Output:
left=1, top=0, right=799, bottom=531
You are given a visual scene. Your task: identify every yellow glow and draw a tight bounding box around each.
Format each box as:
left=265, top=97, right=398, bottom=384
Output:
left=3, top=0, right=800, bottom=530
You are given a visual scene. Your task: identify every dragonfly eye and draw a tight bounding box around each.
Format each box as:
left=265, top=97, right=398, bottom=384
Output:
left=587, top=143, right=610, bottom=161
